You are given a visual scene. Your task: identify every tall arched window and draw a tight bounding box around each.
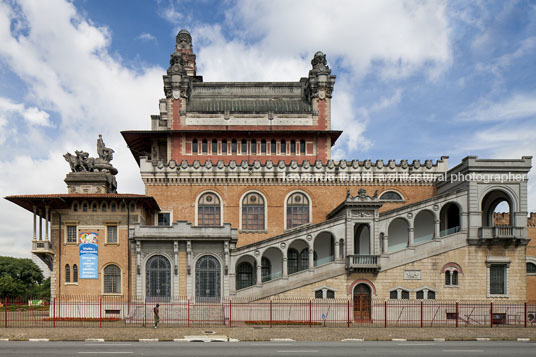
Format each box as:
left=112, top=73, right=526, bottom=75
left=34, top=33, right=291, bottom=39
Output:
left=212, top=139, right=218, bottom=154
left=192, top=139, right=198, bottom=154
left=202, top=139, right=208, bottom=154
left=231, top=139, right=237, bottom=154
left=241, top=139, right=247, bottom=154
left=300, top=140, right=306, bottom=154
left=222, top=140, right=228, bottom=154
left=281, top=140, right=286, bottom=154
left=65, top=264, right=71, bottom=283
left=103, top=264, right=121, bottom=294
left=251, top=139, right=257, bottom=154
left=271, top=139, right=276, bottom=154
left=287, top=248, right=298, bottom=274
left=198, top=192, right=221, bottom=226
left=290, top=140, right=296, bottom=154
left=242, top=192, right=265, bottom=231
left=196, top=255, right=221, bottom=300
left=261, top=257, right=272, bottom=282
left=286, top=192, right=310, bottom=229
left=73, top=264, right=78, bottom=283
left=236, top=262, right=255, bottom=290
left=299, top=248, right=309, bottom=271
left=261, top=140, right=266, bottom=154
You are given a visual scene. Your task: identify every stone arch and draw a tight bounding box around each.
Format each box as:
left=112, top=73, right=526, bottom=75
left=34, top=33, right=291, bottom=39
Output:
left=195, top=190, right=224, bottom=226
left=414, top=209, right=435, bottom=244
left=354, top=223, right=371, bottom=254
left=480, top=188, right=516, bottom=226
left=261, top=247, right=283, bottom=282
left=194, top=254, right=222, bottom=300
left=314, top=231, right=334, bottom=266
left=388, top=217, right=409, bottom=252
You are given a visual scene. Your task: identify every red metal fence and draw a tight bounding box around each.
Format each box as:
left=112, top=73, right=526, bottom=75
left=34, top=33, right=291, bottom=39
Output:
left=2, top=296, right=536, bottom=328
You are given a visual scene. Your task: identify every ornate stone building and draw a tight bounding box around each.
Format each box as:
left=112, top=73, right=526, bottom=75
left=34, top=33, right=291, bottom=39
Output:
left=5, top=30, right=534, bottom=319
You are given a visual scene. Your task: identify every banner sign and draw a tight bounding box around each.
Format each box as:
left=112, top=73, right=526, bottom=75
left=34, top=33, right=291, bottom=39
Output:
left=79, top=232, right=98, bottom=279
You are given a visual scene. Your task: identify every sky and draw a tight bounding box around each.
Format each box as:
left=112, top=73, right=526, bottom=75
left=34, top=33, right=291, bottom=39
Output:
left=0, top=0, right=535, bottom=258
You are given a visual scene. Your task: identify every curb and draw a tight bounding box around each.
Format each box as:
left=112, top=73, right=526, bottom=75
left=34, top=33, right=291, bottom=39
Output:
left=139, top=338, right=158, bottom=342
left=178, top=336, right=228, bottom=342
left=0, top=339, right=9, bottom=342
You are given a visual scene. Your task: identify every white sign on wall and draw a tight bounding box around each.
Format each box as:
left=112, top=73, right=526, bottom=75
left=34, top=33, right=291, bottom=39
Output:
left=404, top=270, right=422, bottom=280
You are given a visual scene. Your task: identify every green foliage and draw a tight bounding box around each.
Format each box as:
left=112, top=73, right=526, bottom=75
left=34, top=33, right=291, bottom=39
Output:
left=0, top=256, right=49, bottom=299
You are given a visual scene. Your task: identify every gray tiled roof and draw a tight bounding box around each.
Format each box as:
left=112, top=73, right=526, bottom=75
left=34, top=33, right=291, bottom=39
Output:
left=186, top=98, right=312, bottom=113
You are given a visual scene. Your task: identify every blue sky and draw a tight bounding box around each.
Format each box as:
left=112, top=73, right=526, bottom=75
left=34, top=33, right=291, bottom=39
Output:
left=0, top=0, right=535, bottom=257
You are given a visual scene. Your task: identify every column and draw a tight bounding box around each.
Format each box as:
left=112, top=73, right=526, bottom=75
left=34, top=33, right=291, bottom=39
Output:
left=308, top=248, right=314, bottom=271
left=434, top=219, right=441, bottom=241
left=408, top=227, right=414, bottom=247
left=369, top=231, right=374, bottom=255
left=383, top=234, right=388, bottom=254
left=45, top=206, right=49, bottom=241
left=282, top=252, right=288, bottom=279
left=39, top=209, right=42, bottom=241
left=334, top=240, right=340, bottom=260
left=256, top=262, right=262, bottom=286
left=33, top=206, right=37, bottom=240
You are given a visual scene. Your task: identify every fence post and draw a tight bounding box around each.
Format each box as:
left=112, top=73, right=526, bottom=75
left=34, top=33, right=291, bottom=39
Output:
left=490, top=302, right=493, bottom=328
left=99, top=297, right=102, bottom=328
left=309, top=300, right=312, bottom=328
left=187, top=299, right=190, bottom=328
left=524, top=302, right=527, bottom=328
left=455, top=302, right=459, bottom=328
left=144, top=299, right=146, bottom=328
left=384, top=301, right=387, bottom=328
left=420, top=301, right=423, bottom=328
left=4, top=297, right=7, bottom=328
left=229, top=300, right=232, bottom=328
left=270, top=300, right=272, bottom=328
left=347, top=300, right=350, bottom=328
left=53, top=298, right=56, bottom=328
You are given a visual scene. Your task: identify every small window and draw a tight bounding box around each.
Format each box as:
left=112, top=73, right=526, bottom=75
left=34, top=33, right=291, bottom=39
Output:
left=82, top=203, right=88, bottom=212
left=158, top=212, right=171, bottom=226
left=261, top=140, right=266, bottom=154
left=73, top=203, right=78, bottom=212
left=428, top=290, right=436, bottom=299
left=251, top=139, right=257, bottom=154
left=390, top=290, right=398, bottom=299
left=212, top=139, right=218, bottom=154
left=130, top=202, right=136, bottom=211
left=445, top=271, right=451, bottom=285
left=290, top=140, right=296, bottom=154
left=452, top=270, right=458, bottom=285
left=222, top=140, right=228, bottom=154
left=416, top=290, right=424, bottom=299
left=73, top=264, right=78, bottom=283
left=192, top=139, right=198, bottom=154
left=490, top=265, right=506, bottom=295
left=232, top=139, right=237, bottom=154
left=101, top=203, right=107, bottom=212
left=66, top=225, right=77, bottom=243
left=107, top=225, right=118, bottom=244
left=65, top=264, right=71, bottom=283
left=120, top=203, right=126, bottom=212
left=300, top=140, right=306, bottom=154
left=103, top=264, right=121, bottom=294
left=416, top=289, right=435, bottom=299
left=401, top=290, right=410, bottom=299
left=111, top=202, right=116, bottom=212
left=326, top=289, right=335, bottom=299
left=271, top=140, right=276, bottom=154
left=527, top=262, right=536, bottom=274
left=202, top=139, right=208, bottom=154
left=281, top=140, right=286, bottom=154
left=379, top=191, right=403, bottom=201
left=241, top=139, right=247, bottom=154
left=315, top=290, right=323, bottom=299
left=92, top=203, right=97, bottom=212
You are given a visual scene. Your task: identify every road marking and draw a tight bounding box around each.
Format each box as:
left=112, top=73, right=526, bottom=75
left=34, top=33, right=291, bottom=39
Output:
left=442, top=350, right=484, bottom=353
left=78, top=353, right=133, bottom=355
left=0, top=339, right=9, bottom=342
left=139, top=338, right=158, bottom=342
left=475, top=338, right=490, bottom=341
left=29, top=338, right=49, bottom=342
left=271, top=338, right=295, bottom=342
left=434, top=338, right=446, bottom=342
left=392, top=338, right=407, bottom=342
left=398, top=343, right=435, bottom=346
left=85, top=344, right=132, bottom=346
left=517, top=338, right=530, bottom=341
left=85, top=339, right=104, bottom=342
left=341, top=338, right=364, bottom=342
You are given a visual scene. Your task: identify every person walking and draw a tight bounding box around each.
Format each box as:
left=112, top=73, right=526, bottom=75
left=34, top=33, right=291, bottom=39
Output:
left=153, top=304, right=160, bottom=328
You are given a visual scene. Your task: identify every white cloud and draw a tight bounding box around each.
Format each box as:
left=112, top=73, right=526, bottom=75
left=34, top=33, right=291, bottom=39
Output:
left=457, top=92, right=536, bottom=122
left=138, top=32, right=157, bottom=42
left=0, top=0, right=165, bottom=257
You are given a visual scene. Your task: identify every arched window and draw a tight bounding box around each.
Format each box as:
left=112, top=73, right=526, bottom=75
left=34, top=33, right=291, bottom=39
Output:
left=103, top=264, right=121, bottom=294
left=120, top=202, right=126, bottom=212
left=300, top=140, right=306, bottom=154
left=443, top=263, right=462, bottom=286
left=379, top=191, right=403, bottom=201
left=92, top=203, right=97, bottom=212
left=65, top=264, right=71, bottom=283
left=202, top=139, right=208, bottom=154
left=290, top=140, right=296, bottom=154
left=198, top=192, right=221, bottom=226
left=527, top=262, right=536, bottom=274
left=281, top=140, right=286, bottom=154
left=82, top=202, right=88, bottom=212
left=261, top=257, right=271, bottom=282
left=231, top=139, right=237, bottom=154
left=242, top=192, right=265, bottom=231
left=271, top=140, right=276, bottom=154
left=416, top=288, right=435, bottom=299
left=287, top=192, right=310, bottom=229
left=299, top=248, right=309, bottom=271
left=251, top=139, right=257, bottom=154
left=212, top=139, right=218, bottom=154
left=389, top=288, right=410, bottom=299
left=222, top=140, right=227, bottom=154
left=241, top=139, right=247, bottom=154
left=195, top=255, right=221, bottom=299
left=236, top=262, right=255, bottom=290
left=130, top=202, right=135, bottom=211
left=261, top=140, right=266, bottom=154
left=110, top=202, right=116, bottom=212
left=192, top=139, right=198, bottom=154
left=73, top=264, right=78, bottom=283
left=101, top=203, right=107, bottom=212
left=73, top=203, right=78, bottom=212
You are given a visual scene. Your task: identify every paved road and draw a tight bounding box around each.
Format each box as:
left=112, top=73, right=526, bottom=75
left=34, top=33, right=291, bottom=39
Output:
left=0, top=341, right=535, bottom=356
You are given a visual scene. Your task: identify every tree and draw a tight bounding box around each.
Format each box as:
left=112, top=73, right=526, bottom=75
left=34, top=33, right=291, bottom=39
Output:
left=0, top=256, right=46, bottom=298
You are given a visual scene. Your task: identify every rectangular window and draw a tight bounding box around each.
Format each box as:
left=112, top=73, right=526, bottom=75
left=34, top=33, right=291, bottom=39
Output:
left=158, top=212, right=171, bottom=226
left=261, top=140, right=266, bottom=154
left=401, top=290, right=410, bottom=299
left=66, top=225, right=77, bottom=243
left=315, top=290, right=323, bottom=299
left=232, top=140, right=237, bottom=154
left=281, top=140, right=286, bottom=154
left=212, top=140, right=218, bottom=154
left=222, top=140, right=227, bottom=154
left=390, top=290, right=398, bottom=299
left=490, top=265, right=506, bottom=295
left=241, top=140, right=247, bottom=154
left=326, top=290, right=335, bottom=299
left=270, top=140, right=276, bottom=154
left=107, top=225, right=118, bottom=244
left=251, top=140, right=257, bottom=154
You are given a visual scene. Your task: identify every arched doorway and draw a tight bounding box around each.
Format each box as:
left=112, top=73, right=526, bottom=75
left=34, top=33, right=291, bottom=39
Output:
left=195, top=255, right=221, bottom=301
left=146, top=255, right=171, bottom=301
left=353, top=283, right=371, bottom=321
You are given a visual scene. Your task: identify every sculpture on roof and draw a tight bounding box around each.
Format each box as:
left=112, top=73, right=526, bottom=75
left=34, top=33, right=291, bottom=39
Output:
left=63, top=135, right=118, bottom=176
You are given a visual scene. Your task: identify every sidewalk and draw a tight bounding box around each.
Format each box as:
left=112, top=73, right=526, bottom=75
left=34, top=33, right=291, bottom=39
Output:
left=1, top=327, right=535, bottom=341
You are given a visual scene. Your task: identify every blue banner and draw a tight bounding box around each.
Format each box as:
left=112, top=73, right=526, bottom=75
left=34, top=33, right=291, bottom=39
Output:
left=79, top=232, right=98, bottom=279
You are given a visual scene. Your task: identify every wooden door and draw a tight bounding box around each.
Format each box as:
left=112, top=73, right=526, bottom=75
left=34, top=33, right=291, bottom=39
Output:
left=353, top=284, right=371, bottom=321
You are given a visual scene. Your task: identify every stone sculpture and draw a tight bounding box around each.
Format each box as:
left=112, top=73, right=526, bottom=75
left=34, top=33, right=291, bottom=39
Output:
left=64, top=135, right=118, bottom=176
